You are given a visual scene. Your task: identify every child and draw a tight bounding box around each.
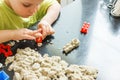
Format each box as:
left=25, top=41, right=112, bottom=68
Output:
left=0, top=0, right=61, bottom=43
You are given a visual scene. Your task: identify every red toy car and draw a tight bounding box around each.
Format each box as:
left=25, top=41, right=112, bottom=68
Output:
left=35, top=30, right=43, bottom=43
left=36, top=37, right=42, bottom=43
left=80, top=22, right=90, bottom=34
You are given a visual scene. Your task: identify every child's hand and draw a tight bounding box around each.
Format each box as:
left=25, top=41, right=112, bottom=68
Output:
left=38, top=21, right=55, bottom=40
left=12, top=28, right=41, bottom=40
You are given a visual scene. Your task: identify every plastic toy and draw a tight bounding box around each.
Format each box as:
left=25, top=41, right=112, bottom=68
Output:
left=35, top=30, right=43, bottom=43
left=0, top=70, right=9, bottom=80
left=80, top=22, right=90, bottom=34
left=36, top=37, right=42, bottom=43
left=0, top=44, right=12, bottom=57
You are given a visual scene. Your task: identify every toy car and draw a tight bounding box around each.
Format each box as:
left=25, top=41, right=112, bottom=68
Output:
left=80, top=22, right=90, bottom=34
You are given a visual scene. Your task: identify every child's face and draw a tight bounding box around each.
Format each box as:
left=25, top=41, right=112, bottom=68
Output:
left=8, top=0, right=43, bottom=18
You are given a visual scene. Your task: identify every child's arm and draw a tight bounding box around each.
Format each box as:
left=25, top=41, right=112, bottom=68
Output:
left=0, top=29, right=41, bottom=43
left=38, top=1, right=61, bottom=39
left=0, top=30, right=14, bottom=43
left=40, top=1, right=61, bottom=25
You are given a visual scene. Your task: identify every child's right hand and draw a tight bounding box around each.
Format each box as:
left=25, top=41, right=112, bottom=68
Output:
left=38, top=21, right=55, bottom=40
left=12, top=28, right=42, bottom=40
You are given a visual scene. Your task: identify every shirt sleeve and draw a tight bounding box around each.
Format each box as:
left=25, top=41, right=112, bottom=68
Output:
left=0, top=9, right=4, bottom=30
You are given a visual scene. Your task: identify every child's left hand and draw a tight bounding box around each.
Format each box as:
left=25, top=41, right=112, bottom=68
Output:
left=37, top=21, right=55, bottom=40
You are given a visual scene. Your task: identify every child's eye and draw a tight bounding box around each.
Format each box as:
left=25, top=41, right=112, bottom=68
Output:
left=23, top=3, right=31, bottom=7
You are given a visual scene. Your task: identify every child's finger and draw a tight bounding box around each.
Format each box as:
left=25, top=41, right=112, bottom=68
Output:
left=24, top=35, right=36, bottom=40
left=34, top=33, right=42, bottom=38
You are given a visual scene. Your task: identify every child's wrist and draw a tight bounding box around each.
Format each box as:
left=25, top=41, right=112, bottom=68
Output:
left=10, top=30, right=15, bottom=40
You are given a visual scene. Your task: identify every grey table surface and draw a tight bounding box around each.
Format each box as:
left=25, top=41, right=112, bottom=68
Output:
left=2, top=0, right=120, bottom=80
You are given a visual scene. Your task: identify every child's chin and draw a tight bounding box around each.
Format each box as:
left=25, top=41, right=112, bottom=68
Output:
left=21, top=15, right=31, bottom=18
